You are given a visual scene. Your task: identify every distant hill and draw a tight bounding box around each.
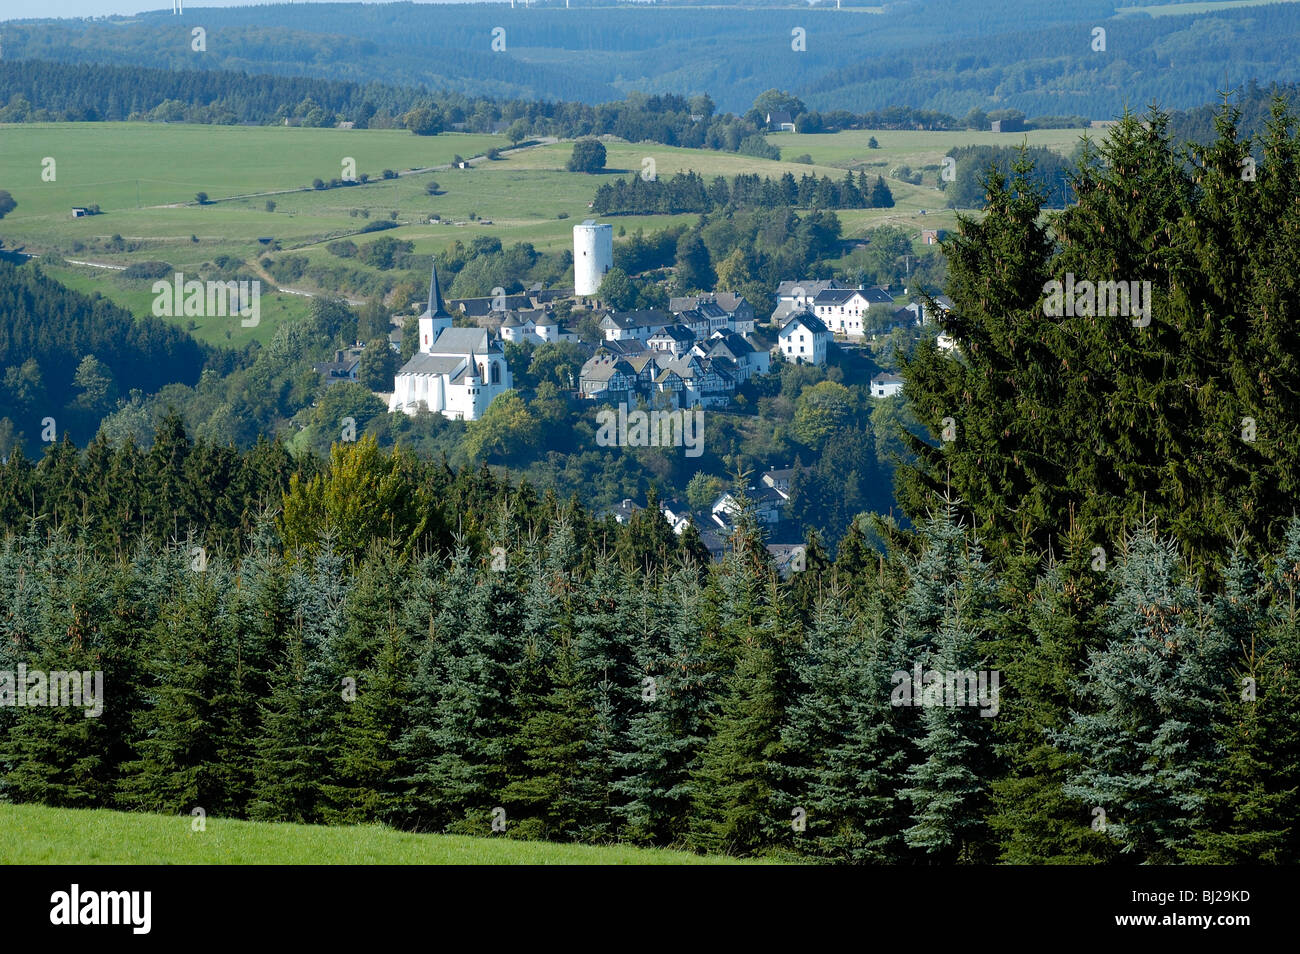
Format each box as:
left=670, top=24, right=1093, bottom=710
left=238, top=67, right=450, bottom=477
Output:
left=3, top=1, right=1299, bottom=116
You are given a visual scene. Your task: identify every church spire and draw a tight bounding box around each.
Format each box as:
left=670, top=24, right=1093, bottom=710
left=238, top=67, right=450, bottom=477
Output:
left=425, top=261, right=452, bottom=320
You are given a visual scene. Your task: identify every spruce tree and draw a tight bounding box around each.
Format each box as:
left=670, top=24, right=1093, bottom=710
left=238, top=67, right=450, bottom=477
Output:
left=1057, top=527, right=1234, bottom=862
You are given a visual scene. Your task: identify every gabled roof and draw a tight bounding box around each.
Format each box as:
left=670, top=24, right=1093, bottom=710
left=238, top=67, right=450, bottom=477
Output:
left=624, top=353, right=661, bottom=374
left=871, top=372, right=905, bottom=386
left=776, top=279, right=843, bottom=298
left=713, top=292, right=749, bottom=314
left=598, top=338, right=647, bottom=357
left=780, top=310, right=831, bottom=336
left=813, top=288, right=861, bottom=305
left=707, top=333, right=755, bottom=359
left=602, top=309, right=673, bottom=331
left=427, top=327, right=493, bottom=355
left=813, top=286, right=895, bottom=306
left=581, top=355, right=634, bottom=382
left=649, top=324, right=695, bottom=343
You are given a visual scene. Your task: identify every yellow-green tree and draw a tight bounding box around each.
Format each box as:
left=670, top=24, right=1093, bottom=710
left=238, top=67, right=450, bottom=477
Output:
left=281, top=436, right=432, bottom=560
left=463, top=390, right=540, bottom=463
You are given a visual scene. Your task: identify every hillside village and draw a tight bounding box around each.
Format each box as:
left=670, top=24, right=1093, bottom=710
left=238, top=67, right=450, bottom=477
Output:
left=304, top=221, right=954, bottom=566
left=345, top=221, right=951, bottom=420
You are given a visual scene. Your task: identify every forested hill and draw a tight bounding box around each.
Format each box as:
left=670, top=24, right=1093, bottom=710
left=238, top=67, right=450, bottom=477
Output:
left=4, top=1, right=1300, bottom=116
left=0, top=261, right=222, bottom=449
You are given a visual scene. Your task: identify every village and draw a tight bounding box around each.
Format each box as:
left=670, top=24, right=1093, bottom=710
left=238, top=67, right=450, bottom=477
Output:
left=308, top=219, right=954, bottom=571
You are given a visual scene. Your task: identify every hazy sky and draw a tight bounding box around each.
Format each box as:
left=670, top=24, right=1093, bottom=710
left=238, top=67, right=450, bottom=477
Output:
left=3, top=1, right=508, bottom=23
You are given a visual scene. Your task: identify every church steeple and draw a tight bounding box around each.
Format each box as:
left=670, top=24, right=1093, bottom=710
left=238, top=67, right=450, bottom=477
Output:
left=418, top=261, right=454, bottom=350
left=425, top=261, right=452, bottom=321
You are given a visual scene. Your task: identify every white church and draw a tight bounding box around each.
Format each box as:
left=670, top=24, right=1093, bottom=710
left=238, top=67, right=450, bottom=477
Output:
left=388, top=263, right=513, bottom=421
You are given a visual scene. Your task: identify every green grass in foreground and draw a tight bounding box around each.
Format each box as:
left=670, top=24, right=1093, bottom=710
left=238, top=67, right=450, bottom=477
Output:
left=0, top=803, right=760, bottom=865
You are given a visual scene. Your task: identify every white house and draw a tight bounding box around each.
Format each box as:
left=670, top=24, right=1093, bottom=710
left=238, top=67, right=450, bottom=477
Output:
left=711, top=486, right=785, bottom=526
left=389, top=264, right=513, bottom=421
left=777, top=311, right=832, bottom=365
left=599, top=309, right=675, bottom=343
left=812, top=286, right=895, bottom=338
left=870, top=372, right=905, bottom=399
left=647, top=324, right=695, bottom=357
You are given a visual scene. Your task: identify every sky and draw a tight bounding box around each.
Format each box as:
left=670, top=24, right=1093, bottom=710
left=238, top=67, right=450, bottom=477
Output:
left=2, top=1, right=509, bottom=23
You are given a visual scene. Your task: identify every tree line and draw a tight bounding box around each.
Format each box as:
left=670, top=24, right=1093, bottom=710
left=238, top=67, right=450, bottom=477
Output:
left=902, top=102, right=1300, bottom=581
left=591, top=170, right=894, bottom=216
left=1, top=429, right=1294, bottom=862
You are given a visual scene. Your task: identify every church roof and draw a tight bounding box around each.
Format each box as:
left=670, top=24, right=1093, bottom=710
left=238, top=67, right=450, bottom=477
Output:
left=398, top=353, right=468, bottom=375
left=427, top=327, right=492, bottom=355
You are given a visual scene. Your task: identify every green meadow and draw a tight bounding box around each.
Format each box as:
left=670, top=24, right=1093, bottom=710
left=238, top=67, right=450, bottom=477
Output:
left=0, top=802, right=761, bottom=865
left=0, top=120, right=1094, bottom=316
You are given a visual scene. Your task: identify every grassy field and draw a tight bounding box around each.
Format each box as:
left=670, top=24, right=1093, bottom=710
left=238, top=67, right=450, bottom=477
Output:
left=0, top=121, right=1098, bottom=316
left=37, top=263, right=315, bottom=348
left=0, top=802, right=759, bottom=865
left=766, top=127, right=1089, bottom=170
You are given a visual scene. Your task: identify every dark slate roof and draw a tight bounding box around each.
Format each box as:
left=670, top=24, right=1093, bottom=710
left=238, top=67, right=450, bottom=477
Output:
left=814, top=286, right=895, bottom=306
left=776, top=279, right=843, bottom=298
left=813, top=288, right=857, bottom=305
left=603, top=309, right=673, bottom=330
left=649, top=324, right=695, bottom=342
left=598, top=338, right=647, bottom=357
left=780, top=310, right=831, bottom=336
left=708, top=333, right=755, bottom=358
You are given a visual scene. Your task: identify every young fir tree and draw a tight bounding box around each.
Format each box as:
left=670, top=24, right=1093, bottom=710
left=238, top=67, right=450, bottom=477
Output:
left=1057, top=526, right=1235, bottom=862
left=1187, top=528, right=1300, bottom=862
left=893, top=502, right=999, bottom=863
left=987, top=523, right=1117, bottom=863
left=613, top=566, right=716, bottom=845
left=498, top=521, right=591, bottom=841
left=418, top=542, right=522, bottom=835
left=324, top=617, right=414, bottom=826
left=249, top=622, right=325, bottom=823
left=686, top=628, right=783, bottom=857
left=772, top=587, right=910, bottom=862
left=2, top=532, right=124, bottom=808
left=393, top=551, right=456, bottom=828
left=118, top=560, right=239, bottom=816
